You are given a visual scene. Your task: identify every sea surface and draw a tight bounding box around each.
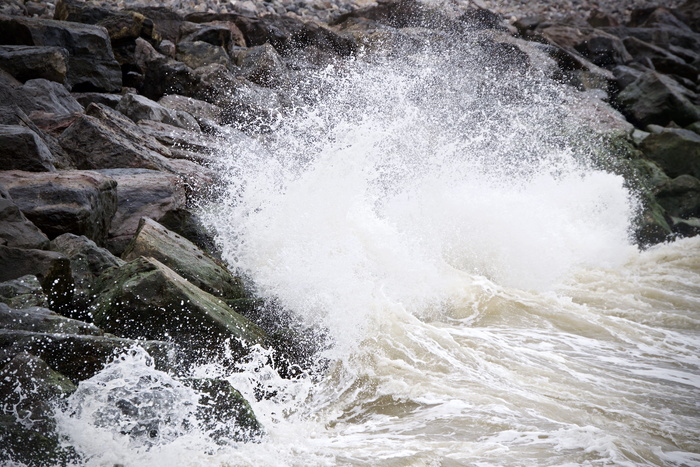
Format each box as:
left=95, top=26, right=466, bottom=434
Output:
left=54, top=38, right=700, bottom=466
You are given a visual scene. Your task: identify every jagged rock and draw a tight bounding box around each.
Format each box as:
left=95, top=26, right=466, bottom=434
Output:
left=617, top=71, right=700, bottom=127
left=130, top=6, right=184, bottom=43
left=134, top=38, right=198, bottom=101
left=158, top=93, right=224, bottom=125
left=0, top=246, right=73, bottom=311
left=72, top=91, right=123, bottom=109
left=49, top=233, right=124, bottom=316
left=94, top=168, right=186, bottom=255
left=0, top=185, right=50, bottom=250
left=622, top=36, right=697, bottom=80
left=183, top=378, right=263, bottom=443
left=0, top=414, right=80, bottom=467
left=0, top=170, right=117, bottom=245
left=176, top=40, right=233, bottom=70
left=181, top=23, right=234, bottom=49
left=136, top=119, right=220, bottom=162
left=0, top=45, right=68, bottom=84
left=0, top=124, right=57, bottom=172
left=0, top=275, right=48, bottom=309
left=676, top=0, right=700, bottom=33
left=157, top=208, right=218, bottom=256
left=14, top=78, right=84, bottom=116
left=116, top=92, right=199, bottom=131
left=640, top=127, right=700, bottom=179
left=122, top=217, right=245, bottom=299
left=0, top=14, right=122, bottom=91
left=538, top=25, right=632, bottom=68
left=54, top=0, right=150, bottom=42
left=611, top=64, right=645, bottom=91
left=91, top=256, right=267, bottom=355
left=59, top=102, right=174, bottom=171
left=238, top=42, right=289, bottom=87
left=656, top=174, right=700, bottom=219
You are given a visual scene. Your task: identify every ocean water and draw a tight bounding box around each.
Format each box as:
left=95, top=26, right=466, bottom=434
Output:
left=53, top=38, right=700, bottom=466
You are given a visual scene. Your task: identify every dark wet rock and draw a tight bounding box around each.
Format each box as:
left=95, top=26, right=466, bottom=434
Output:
left=640, top=127, right=700, bottom=179
left=133, top=38, right=198, bottom=101
left=611, top=64, right=645, bottom=92
left=0, top=413, right=80, bottom=467
left=129, top=6, right=184, bottom=44
left=0, top=170, right=117, bottom=245
left=14, top=78, right=84, bottom=116
left=158, top=93, right=225, bottom=126
left=122, top=217, right=245, bottom=300
left=0, top=185, right=50, bottom=249
left=622, top=36, right=697, bottom=80
left=176, top=40, right=233, bottom=70
left=0, top=246, right=73, bottom=311
left=116, top=92, right=200, bottom=131
left=0, top=303, right=101, bottom=336
left=94, top=168, right=186, bottom=255
left=617, top=71, right=700, bottom=127
left=183, top=378, right=263, bottom=443
left=0, top=124, right=57, bottom=172
left=91, top=256, right=267, bottom=355
left=676, top=0, right=700, bottom=33
left=0, top=14, right=122, bottom=92
left=0, top=275, right=48, bottom=309
left=136, top=119, right=217, bottom=163
left=59, top=102, right=174, bottom=172
left=49, top=233, right=125, bottom=317
left=0, top=45, right=68, bottom=84
left=538, top=25, right=632, bottom=69
left=181, top=23, right=235, bottom=49
left=54, top=0, right=150, bottom=44
left=655, top=174, right=700, bottom=219
left=238, top=42, right=290, bottom=87
left=72, top=91, right=123, bottom=109
left=158, top=208, right=219, bottom=257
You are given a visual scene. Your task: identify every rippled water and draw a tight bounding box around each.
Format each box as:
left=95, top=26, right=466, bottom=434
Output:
left=55, top=38, right=700, bottom=466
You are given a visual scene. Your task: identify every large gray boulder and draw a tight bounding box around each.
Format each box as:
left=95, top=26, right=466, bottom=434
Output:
left=238, top=42, right=290, bottom=88
left=0, top=275, right=48, bottom=309
left=91, top=256, right=268, bottom=355
left=14, top=78, right=84, bottom=117
left=122, top=217, right=245, bottom=299
left=95, top=168, right=187, bottom=255
left=0, top=45, right=69, bottom=85
left=0, top=185, right=50, bottom=249
left=0, top=124, right=57, bottom=172
left=116, top=93, right=200, bottom=131
left=0, top=170, right=117, bottom=245
left=640, top=128, right=700, bottom=179
left=655, top=174, right=700, bottom=219
left=617, top=71, right=700, bottom=127
left=176, top=40, right=233, bottom=70
left=0, top=14, right=122, bottom=92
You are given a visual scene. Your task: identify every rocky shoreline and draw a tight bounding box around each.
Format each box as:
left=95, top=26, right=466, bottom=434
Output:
left=0, top=0, right=698, bottom=464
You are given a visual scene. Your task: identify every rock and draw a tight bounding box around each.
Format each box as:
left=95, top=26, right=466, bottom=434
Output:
left=0, top=170, right=118, bottom=245
left=622, top=36, right=698, bottom=80
left=0, top=184, right=50, bottom=250
left=94, top=168, right=187, bottom=255
left=183, top=378, right=263, bottom=443
left=238, top=42, right=289, bottom=87
left=0, top=14, right=122, bottom=92
left=611, top=64, right=645, bottom=91
left=640, top=128, right=700, bottom=179
left=49, top=233, right=125, bottom=317
left=130, top=6, right=184, bottom=44
left=15, top=78, right=84, bottom=116
left=538, top=25, right=632, bottom=69
left=655, top=174, right=700, bottom=219
left=176, top=40, right=233, bottom=70
left=0, top=413, right=80, bottom=467
left=0, top=303, right=102, bottom=336
left=55, top=0, right=149, bottom=42
left=676, top=0, right=700, bottom=34
left=617, top=71, right=700, bottom=127
left=136, top=119, right=219, bottom=163
left=72, top=91, right=123, bottom=109
left=91, top=256, right=267, bottom=355
left=157, top=208, right=219, bottom=256
left=116, top=92, right=200, bottom=131
left=122, top=217, right=245, bottom=300
left=0, top=124, right=57, bottom=172
left=0, top=246, right=73, bottom=311
left=58, top=103, right=174, bottom=172
left=0, top=45, right=68, bottom=84
left=134, top=38, right=198, bottom=101
left=0, top=275, right=48, bottom=309
left=181, top=23, right=234, bottom=49
left=158, top=93, right=224, bottom=125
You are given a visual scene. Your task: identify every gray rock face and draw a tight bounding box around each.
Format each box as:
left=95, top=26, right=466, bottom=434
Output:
left=91, top=256, right=268, bottom=354
left=116, top=93, right=200, bottom=131
left=0, top=15, right=122, bottom=92
left=15, top=78, right=84, bottom=117
left=0, top=275, right=48, bottom=309
left=136, top=119, right=218, bottom=163
left=0, top=45, right=69, bottom=85
left=122, top=217, right=245, bottom=299
left=158, top=93, right=224, bottom=125
left=238, top=42, right=289, bottom=87
left=617, top=71, right=700, bottom=127
left=656, top=174, right=700, bottom=219
left=640, top=128, right=700, bottom=179
left=0, top=170, right=117, bottom=245
left=176, top=40, right=233, bottom=70
left=95, top=168, right=187, bottom=255
left=0, top=124, right=57, bottom=172
left=0, top=185, right=50, bottom=250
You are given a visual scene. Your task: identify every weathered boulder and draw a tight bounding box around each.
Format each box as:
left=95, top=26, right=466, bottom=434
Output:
left=0, top=246, right=73, bottom=310
left=0, top=170, right=117, bottom=245
left=0, top=185, right=50, bottom=249
left=238, top=42, right=289, bottom=87
left=158, top=93, right=224, bottom=126
left=122, top=217, right=245, bottom=299
left=0, top=45, right=68, bottom=84
left=133, top=38, right=198, bottom=101
left=58, top=102, right=174, bottom=171
left=617, top=71, right=700, bottom=127
left=622, top=36, right=697, bottom=80
left=49, top=233, right=125, bottom=316
left=0, top=275, right=48, bottom=309
left=94, top=168, right=186, bottom=255
left=136, top=119, right=218, bottom=163
left=54, top=0, right=151, bottom=44
left=0, top=124, right=57, bottom=172
left=655, top=174, right=700, bottom=219
left=538, top=25, right=632, bottom=69
left=157, top=208, right=219, bottom=256
left=14, top=78, right=84, bottom=116
left=176, top=40, right=233, bottom=70
left=130, top=6, right=184, bottom=43
left=640, top=128, right=700, bottom=179
left=0, top=413, right=81, bottom=467
left=183, top=378, right=263, bottom=443
left=91, top=256, right=268, bottom=355
left=72, top=91, right=123, bottom=109
left=0, top=14, right=122, bottom=91
left=116, top=92, right=199, bottom=131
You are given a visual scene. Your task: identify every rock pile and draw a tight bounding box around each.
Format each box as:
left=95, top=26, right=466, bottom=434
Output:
left=0, top=0, right=699, bottom=463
